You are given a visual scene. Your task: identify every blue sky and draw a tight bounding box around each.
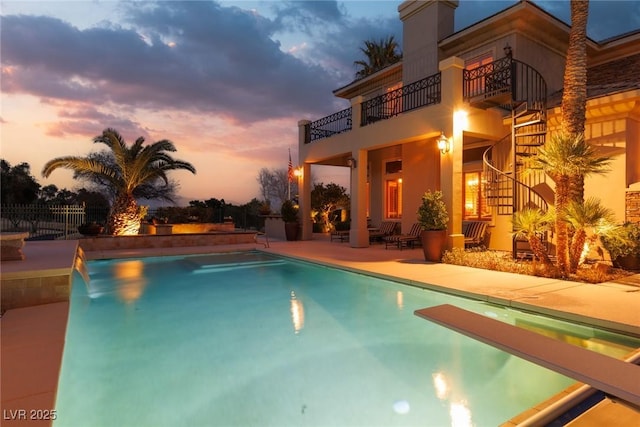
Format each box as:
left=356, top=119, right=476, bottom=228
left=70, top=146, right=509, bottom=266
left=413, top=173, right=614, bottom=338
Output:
left=1, top=1, right=639, bottom=205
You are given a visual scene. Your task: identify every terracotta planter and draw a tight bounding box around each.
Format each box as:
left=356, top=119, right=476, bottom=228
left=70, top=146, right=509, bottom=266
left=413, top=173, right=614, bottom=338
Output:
left=78, top=223, right=104, bottom=236
left=284, top=222, right=298, bottom=241
left=420, top=230, right=447, bottom=262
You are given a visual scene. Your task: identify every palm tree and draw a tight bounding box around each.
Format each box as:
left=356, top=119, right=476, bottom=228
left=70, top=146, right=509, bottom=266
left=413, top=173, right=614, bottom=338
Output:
left=42, top=128, right=196, bottom=235
left=531, top=133, right=610, bottom=276
left=512, top=207, right=554, bottom=274
left=564, top=197, right=616, bottom=273
left=354, top=35, right=402, bottom=79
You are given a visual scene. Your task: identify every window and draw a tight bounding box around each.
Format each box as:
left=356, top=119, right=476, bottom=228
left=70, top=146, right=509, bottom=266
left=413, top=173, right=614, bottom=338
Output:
left=464, top=171, right=491, bottom=220
left=386, top=179, right=403, bottom=219
left=385, top=160, right=402, bottom=174
left=465, top=52, right=493, bottom=70
left=384, top=160, right=402, bottom=219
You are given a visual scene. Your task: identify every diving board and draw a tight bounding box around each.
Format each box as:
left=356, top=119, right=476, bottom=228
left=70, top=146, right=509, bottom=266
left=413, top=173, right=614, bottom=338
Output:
left=414, top=304, right=640, bottom=407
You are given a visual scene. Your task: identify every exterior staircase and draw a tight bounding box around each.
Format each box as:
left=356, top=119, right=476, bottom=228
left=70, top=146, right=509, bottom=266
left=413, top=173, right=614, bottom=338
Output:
left=464, top=56, right=550, bottom=258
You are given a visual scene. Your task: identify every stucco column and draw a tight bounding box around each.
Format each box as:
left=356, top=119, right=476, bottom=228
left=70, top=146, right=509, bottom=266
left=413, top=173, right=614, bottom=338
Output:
left=439, top=57, right=465, bottom=250
left=351, top=95, right=364, bottom=130
left=349, top=149, right=369, bottom=248
left=298, top=162, right=312, bottom=240
left=297, top=120, right=312, bottom=240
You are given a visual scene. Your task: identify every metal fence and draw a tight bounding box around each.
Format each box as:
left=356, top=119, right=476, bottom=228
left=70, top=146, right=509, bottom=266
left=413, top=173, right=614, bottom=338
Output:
left=0, top=204, right=264, bottom=240
left=0, top=204, right=109, bottom=240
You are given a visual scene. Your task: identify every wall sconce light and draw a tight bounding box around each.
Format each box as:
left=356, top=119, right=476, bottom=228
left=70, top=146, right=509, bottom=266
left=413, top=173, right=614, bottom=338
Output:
left=504, top=43, right=513, bottom=58
left=293, top=167, right=303, bottom=178
left=347, top=157, right=357, bottom=169
left=437, top=132, right=450, bottom=155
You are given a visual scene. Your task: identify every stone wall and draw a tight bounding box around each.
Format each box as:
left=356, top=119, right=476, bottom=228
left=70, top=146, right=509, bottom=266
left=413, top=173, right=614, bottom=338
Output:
left=1, top=273, right=71, bottom=312
left=626, top=189, right=640, bottom=223
left=142, top=222, right=235, bottom=235
left=1, top=240, right=78, bottom=312
left=78, top=231, right=256, bottom=252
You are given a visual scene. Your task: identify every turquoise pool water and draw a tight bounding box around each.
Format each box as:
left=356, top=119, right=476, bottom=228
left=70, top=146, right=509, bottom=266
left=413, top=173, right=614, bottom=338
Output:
left=54, top=252, right=639, bottom=426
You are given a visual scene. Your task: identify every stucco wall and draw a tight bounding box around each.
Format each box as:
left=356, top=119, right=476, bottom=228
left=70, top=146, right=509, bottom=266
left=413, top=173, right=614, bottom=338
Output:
left=403, top=139, right=440, bottom=232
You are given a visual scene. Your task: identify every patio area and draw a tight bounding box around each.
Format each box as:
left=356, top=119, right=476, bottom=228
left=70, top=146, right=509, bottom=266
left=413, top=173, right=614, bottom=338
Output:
left=1, top=235, right=639, bottom=426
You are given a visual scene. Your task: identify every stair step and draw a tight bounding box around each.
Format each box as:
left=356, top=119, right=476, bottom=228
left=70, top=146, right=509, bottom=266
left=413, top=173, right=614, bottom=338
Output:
left=513, top=119, right=544, bottom=128
left=515, top=131, right=546, bottom=137
left=516, top=142, right=544, bottom=148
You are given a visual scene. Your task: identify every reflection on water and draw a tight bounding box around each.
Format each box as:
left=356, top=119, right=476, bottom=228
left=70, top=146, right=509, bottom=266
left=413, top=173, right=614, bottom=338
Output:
left=433, top=372, right=450, bottom=400
left=396, top=290, right=404, bottom=309
left=114, top=260, right=147, bottom=304
left=290, top=291, right=305, bottom=334
left=450, top=401, right=473, bottom=427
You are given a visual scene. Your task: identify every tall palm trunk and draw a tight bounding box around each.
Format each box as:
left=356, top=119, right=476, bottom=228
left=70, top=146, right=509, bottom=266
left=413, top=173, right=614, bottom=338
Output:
left=561, top=1, right=589, bottom=137
left=562, top=1, right=589, bottom=204
left=554, top=174, right=571, bottom=277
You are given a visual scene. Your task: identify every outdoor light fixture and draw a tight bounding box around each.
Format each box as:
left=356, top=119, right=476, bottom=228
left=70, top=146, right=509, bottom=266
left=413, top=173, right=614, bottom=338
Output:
left=504, top=43, right=513, bottom=58
left=294, top=167, right=303, bottom=177
left=347, top=157, right=357, bottom=169
left=437, top=132, right=450, bottom=155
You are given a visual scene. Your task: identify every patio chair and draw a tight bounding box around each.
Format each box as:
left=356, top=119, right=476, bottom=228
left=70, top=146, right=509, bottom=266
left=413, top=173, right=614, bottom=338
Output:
left=384, top=223, right=422, bottom=250
left=462, top=221, right=489, bottom=248
left=330, top=230, right=350, bottom=242
left=368, top=221, right=398, bottom=243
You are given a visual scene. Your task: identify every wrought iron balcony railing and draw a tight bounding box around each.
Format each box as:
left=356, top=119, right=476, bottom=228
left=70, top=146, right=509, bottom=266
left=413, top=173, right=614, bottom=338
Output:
left=360, top=72, right=441, bottom=127
left=463, top=57, right=547, bottom=110
left=305, top=107, right=352, bottom=144
left=304, top=72, right=442, bottom=144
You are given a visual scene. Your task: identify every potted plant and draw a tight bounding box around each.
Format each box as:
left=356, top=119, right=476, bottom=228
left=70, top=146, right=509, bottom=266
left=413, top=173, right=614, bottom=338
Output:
left=417, top=190, right=449, bottom=262
left=280, top=199, right=299, bottom=241
left=258, top=202, right=272, bottom=216
left=600, top=222, right=640, bottom=271
left=78, top=221, right=104, bottom=236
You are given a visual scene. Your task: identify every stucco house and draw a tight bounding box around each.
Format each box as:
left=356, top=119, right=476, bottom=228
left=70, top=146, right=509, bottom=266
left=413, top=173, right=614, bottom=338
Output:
left=296, top=0, right=640, bottom=255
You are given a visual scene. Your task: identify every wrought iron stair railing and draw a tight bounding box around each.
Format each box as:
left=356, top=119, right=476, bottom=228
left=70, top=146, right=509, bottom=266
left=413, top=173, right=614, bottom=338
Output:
left=475, top=57, right=549, bottom=258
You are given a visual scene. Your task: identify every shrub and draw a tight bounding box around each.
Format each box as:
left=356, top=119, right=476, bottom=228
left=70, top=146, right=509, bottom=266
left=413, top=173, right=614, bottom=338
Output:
left=442, top=247, right=633, bottom=283
left=600, top=222, right=640, bottom=259
left=417, top=190, right=448, bottom=230
left=334, top=221, right=350, bottom=231
left=280, top=200, right=299, bottom=223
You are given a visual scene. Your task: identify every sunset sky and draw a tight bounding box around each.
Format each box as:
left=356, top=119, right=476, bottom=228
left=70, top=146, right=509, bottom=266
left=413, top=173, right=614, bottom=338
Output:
left=2, top=0, right=639, bottom=205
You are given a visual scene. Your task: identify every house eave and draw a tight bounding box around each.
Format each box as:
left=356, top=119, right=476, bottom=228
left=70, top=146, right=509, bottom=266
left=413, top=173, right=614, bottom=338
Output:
left=439, top=1, right=598, bottom=58
left=333, top=62, right=403, bottom=99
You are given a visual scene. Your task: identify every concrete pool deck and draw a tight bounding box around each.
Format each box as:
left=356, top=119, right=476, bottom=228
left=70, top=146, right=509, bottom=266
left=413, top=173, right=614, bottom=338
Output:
left=1, top=236, right=639, bottom=426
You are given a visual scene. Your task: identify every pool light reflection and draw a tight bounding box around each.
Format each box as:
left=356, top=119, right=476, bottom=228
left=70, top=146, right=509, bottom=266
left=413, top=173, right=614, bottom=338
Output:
left=114, top=260, right=147, bottom=304
left=290, top=291, right=305, bottom=334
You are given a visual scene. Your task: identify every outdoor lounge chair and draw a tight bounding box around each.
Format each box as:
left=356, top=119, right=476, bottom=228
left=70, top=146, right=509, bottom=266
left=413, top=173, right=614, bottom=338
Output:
left=462, top=221, right=489, bottom=248
left=330, top=229, right=350, bottom=242
left=368, top=221, right=398, bottom=243
left=384, top=223, right=422, bottom=250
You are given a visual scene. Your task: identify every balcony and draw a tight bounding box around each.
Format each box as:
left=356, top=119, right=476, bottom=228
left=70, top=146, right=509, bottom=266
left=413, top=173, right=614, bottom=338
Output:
left=304, top=57, right=546, bottom=144
left=463, top=57, right=547, bottom=111
left=304, top=72, right=442, bottom=144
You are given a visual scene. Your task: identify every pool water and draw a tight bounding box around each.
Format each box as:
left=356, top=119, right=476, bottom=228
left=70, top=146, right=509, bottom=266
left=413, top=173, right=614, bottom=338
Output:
left=54, top=252, right=639, bottom=426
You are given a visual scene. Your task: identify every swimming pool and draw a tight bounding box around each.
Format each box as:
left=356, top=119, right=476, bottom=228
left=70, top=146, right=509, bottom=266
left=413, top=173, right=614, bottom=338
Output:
left=54, top=251, right=639, bottom=426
